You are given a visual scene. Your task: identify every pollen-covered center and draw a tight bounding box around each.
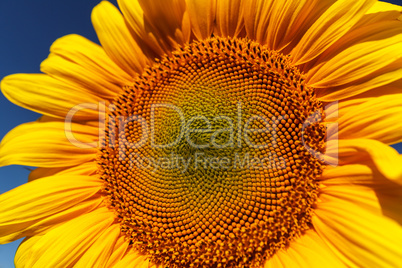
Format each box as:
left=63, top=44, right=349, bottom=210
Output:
left=99, top=37, right=326, bottom=268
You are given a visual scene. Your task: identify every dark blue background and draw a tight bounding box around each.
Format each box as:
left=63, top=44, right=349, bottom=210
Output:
left=0, top=0, right=400, bottom=267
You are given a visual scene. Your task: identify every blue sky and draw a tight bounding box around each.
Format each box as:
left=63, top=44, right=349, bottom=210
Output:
left=0, top=0, right=401, bottom=267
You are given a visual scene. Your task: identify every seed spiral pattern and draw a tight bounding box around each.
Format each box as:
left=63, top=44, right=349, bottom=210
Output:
left=99, top=37, right=326, bottom=267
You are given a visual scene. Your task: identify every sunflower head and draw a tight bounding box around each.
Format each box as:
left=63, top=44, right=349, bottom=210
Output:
left=98, top=36, right=327, bottom=266
left=1, top=0, right=402, bottom=267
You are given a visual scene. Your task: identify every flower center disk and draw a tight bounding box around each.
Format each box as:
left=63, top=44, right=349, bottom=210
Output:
left=99, top=37, right=326, bottom=267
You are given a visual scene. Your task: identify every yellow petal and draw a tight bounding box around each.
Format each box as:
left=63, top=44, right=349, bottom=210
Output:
left=322, top=79, right=402, bottom=114
left=9, top=198, right=102, bottom=249
left=313, top=185, right=402, bottom=267
left=215, top=0, right=244, bottom=37
left=117, top=0, right=168, bottom=58
left=324, top=175, right=402, bottom=221
left=265, top=230, right=345, bottom=268
left=318, top=8, right=402, bottom=63
left=105, top=236, right=130, bottom=266
left=15, top=236, right=42, bottom=268
left=91, top=1, right=148, bottom=76
left=185, top=0, right=216, bottom=40
left=366, top=0, right=402, bottom=14
left=308, top=3, right=402, bottom=87
left=264, top=0, right=309, bottom=51
left=319, top=183, right=384, bottom=213
left=321, top=162, right=402, bottom=225
left=114, top=251, right=153, bottom=268
left=28, top=161, right=98, bottom=181
left=137, top=0, right=190, bottom=46
left=75, top=224, right=121, bottom=267
left=320, top=164, right=374, bottom=186
left=1, top=74, right=101, bottom=120
left=307, top=22, right=402, bottom=88
left=41, top=34, right=131, bottom=99
left=325, top=139, right=402, bottom=185
left=243, top=0, right=274, bottom=42
left=0, top=175, right=102, bottom=243
left=275, top=0, right=332, bottom=55
left=317, top=59, right=402, bottom=101
left=328, top=94, right=402, bottom=144
left=24, top=207, right=114, bottom=267
left=0, top=121, right=98, bottom=168
left=181, top=10, right=192, bottom=42
left=291, top=0, right=376, bottom=65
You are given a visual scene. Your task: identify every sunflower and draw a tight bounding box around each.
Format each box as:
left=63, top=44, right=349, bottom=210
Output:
left=1, top=0, right=402, bottom=267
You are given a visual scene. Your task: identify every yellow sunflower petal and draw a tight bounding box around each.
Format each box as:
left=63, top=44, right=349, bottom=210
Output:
left=137, top=0, right=190, bottom=46
left=74, top=224, right=121, bottom=267
left=1, top=74, right=101, bottom=120
left=23, top=207, right=114, bottom=267
left=291, top=0, right=376, bottom=65
left=366, top=0, right=402, bottom=14
left=15, top=236, right=42, bottom=268
left=0, top=121, right=98, bottom=168
left=185, top=0, right=216, bottom=40
left=307, top=22, right=402, bottom=88
left=320, top=164, right=374, bottom=186
left=91, top=1, right=148, bottom=76
left=327, top=94, right=402, bottom=144
left=40, top=34, right=131, bottom=99
left=321, top=79, right=402, bottom=116
left=117, top=0, right=168, bottom=58
left=0, top=175, right=102, bottom=243
left=28, top=161, right=98, bottom=181
left=275, top=0, right=333, bottom=55
left=243, top=0, right=274, bottom=42
left=315, top=8, right=402, bottom=65
left=265, top=230, right=345, bottom=268
left=325, top=139, right=402, bottom=185
left=105, top=236, right=129, bottom=266
left=4, top=197, right=102, bottom=248
left=313, top=185, right=402, bottom=267
left=41, top=55, right=120, bottom=100
left=320, top=164, right=402, bottom=225
left=317, top=59, right=402, bottom=101
left=114, top=251, right=153, bottom=268
left=309, top=18, right=402, bottom=99
left=215, top=0, right=244, bottom=37
left=264, top=0, right=309, bottom=51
